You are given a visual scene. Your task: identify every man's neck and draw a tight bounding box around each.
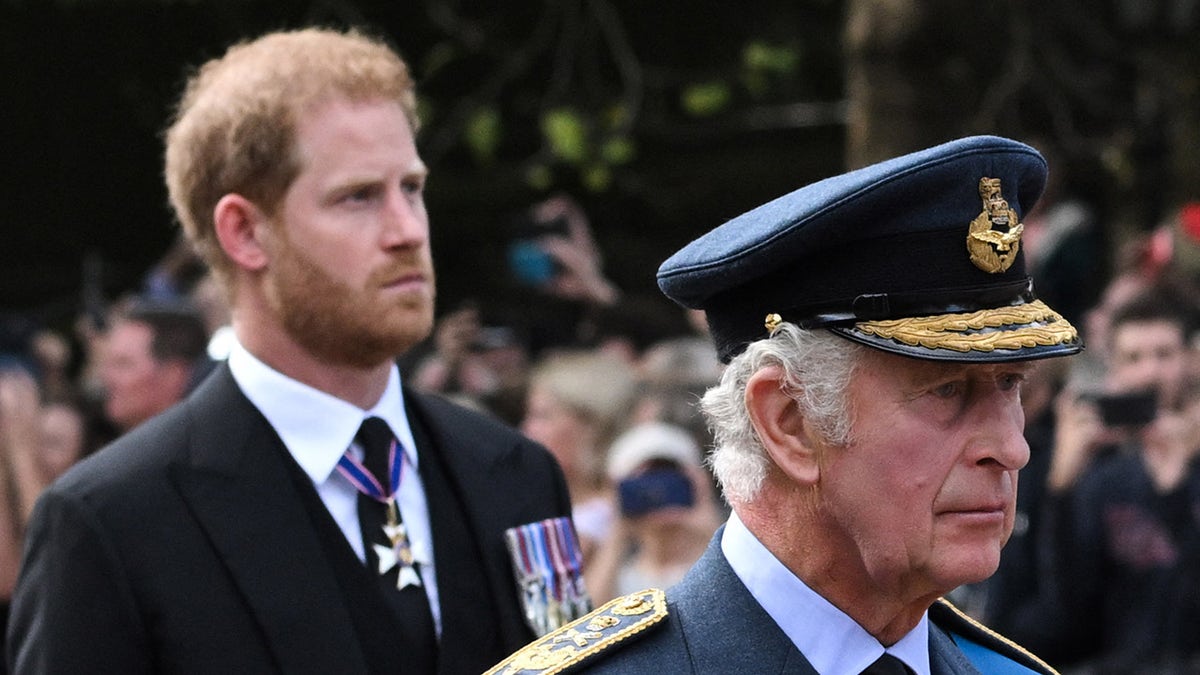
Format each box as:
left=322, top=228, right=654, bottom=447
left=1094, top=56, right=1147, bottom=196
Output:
left=231, top=315, right=393, bottom=410
left=737, top=496, right=936, bottom=647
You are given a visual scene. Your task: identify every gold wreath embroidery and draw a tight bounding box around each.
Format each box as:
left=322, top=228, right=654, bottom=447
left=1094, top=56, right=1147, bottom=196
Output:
left=586, top=615, right=620, bottom=631
left=612, top=595, right=653, bottom=616
left=855, top=300, right=1077, bottom=353
left=484, top=589, right=667, bottom=675
left=967, top=177, right=1024, bottom=273
left=503, top=644, right=577, bottom=673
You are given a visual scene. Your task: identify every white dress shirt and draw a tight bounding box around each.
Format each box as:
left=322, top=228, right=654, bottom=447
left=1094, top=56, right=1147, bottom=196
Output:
left=722, top=512, right=930, bottom=675
left=227, top=339, right=442, bottom=634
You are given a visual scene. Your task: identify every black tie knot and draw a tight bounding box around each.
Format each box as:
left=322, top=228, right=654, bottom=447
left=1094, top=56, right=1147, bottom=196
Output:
left=356, top=417, right=395, bottom=488
left=861, top=653, right=912, bottom=675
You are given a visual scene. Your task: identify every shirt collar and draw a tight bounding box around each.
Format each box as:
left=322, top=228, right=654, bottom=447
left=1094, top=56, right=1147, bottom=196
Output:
left=721, top=512, right=930, bottom=675
left=227, top=338, right=420, bottom=485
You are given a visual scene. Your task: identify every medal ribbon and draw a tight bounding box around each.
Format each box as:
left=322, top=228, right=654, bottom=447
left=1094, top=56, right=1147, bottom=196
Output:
left=336, top=435, right=404, bottom=502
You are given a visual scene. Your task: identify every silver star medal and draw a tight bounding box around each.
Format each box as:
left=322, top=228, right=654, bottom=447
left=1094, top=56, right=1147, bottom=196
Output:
left=374, top=501, right=422, bottom=590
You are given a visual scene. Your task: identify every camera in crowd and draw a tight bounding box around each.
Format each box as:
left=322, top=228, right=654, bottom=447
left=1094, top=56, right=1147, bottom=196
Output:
left=506, top=213, right=569, bottom=286
left=617, top=462, right=696, bottom=518
left=1085, top=389, right=1158, bottom=428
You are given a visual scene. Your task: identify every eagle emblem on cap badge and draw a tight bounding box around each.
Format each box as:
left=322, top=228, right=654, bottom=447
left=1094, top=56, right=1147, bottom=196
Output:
left=967, top=177, right=1023, bottom=273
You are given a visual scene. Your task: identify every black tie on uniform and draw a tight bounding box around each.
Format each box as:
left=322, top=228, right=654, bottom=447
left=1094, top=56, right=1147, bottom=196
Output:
left=356, top=416, right=438, bottom=672
left=860, top=653, right=913, bottom=675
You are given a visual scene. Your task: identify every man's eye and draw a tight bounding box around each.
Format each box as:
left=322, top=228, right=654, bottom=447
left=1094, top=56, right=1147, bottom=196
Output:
left=998, top=373, right=1025, bottom=392
left=338, top=185, right=379, bottom=203
left=401, top=178, right=425, bottom=195
left=932, top=382, right=963, bottom=398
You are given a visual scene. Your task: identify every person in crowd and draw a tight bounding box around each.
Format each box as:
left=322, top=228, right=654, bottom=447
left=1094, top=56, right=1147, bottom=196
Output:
left=630, top=333, right=725, bottom=450
left=188, top=272, right=237, bottom=362
left=500, top=194, right=626, bottom=356
left=0, top=362, right=91, bottom=673
left=97, top=298, right=212, bottom=432
left=585, top=422, right=721, bottom=604
left=26, top=329, right=75, bottom=404
left=0, top=367, right=40, bottom=634
left=409, top=303, right=531, bottom=425
left=31, top=397, right=87, bottom=490
left=489, top=135, right=1081, bottom=674
left=520, top=349, right=637, bottom=569
left=1040, top=287, right=1200, bottom=672
left=7, top=28, right=572, bottom=674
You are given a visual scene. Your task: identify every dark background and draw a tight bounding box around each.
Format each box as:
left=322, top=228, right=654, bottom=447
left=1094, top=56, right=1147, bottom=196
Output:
left=0, top=1, right=844, bottom=335
left=3, top=0, right=1197, bottom=339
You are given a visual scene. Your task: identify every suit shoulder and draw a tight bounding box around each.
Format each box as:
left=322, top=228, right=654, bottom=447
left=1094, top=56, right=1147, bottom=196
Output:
left=485, top=589, right=672, bottom=674
left=52, top=404, right=190, bottom=497
left=931, top=598, right=1060, bottom=675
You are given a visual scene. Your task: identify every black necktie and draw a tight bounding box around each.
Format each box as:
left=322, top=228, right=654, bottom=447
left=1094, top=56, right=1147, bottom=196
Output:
left=356, top=417, right=438, bottom=672
left=860, top=653, right=913, bottom=675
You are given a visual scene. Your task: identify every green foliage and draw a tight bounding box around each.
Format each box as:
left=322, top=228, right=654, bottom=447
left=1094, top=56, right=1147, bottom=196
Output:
left=742, top=41, right=800, bottom=98
left=532, top=106, right=637, bottom=192
left=420, top=41, right=458, bottom=80
left=599, top=136, right=635, bottom=165
left=680, top=81, right=732, bottom=117
left=582, top=163, right=612, bottom=192
left=465, top=106, right=501, bottom=165
left=524, top=163, right=554, bottom=192
left=742, top=41, right=799, bottom=75
left=541, top=107, right=589, bottom=165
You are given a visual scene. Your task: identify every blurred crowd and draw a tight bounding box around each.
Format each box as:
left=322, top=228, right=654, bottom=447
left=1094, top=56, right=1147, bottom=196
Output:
left=3, top=189, right=1200, bottom=672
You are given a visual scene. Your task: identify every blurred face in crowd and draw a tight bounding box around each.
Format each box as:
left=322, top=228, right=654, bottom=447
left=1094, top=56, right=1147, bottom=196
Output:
left=521, top=385, right=596, bottom=481
left=99, top=319, right=192, bottom=431
left=798, top=350, right=1031, bottom=603
left=261, top=97, right=435, bottom=368
left=38, top=402, right=85, bottom=482
left=1107, top=319, right=1188, bottom=410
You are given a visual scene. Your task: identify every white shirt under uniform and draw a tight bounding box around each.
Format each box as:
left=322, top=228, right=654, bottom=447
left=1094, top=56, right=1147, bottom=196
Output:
left=722, top=511, right=930, bottom=675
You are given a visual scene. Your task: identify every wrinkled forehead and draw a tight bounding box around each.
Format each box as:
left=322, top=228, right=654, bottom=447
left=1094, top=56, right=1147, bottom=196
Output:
left=859, top=347, right=1036, bottom=386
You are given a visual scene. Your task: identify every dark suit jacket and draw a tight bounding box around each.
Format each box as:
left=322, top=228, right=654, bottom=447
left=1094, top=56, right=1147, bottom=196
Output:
left=576, top=532, right=1059, bottom=674
left=7, top=364, right=571, bottom=674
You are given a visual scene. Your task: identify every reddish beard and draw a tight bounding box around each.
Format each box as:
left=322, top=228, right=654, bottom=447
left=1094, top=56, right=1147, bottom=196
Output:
left=267, top=240, right=435, bottom=369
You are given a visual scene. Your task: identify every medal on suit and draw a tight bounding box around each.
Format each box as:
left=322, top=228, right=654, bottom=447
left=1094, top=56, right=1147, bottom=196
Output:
left=504, top=517, right=592, bottom=637
left=336, top=429, right=425, bottom=590
left=374, top=498, right=422, bottom=589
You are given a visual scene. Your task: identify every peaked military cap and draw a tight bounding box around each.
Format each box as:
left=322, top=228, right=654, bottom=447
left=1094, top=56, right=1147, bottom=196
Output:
left=657, top=135, right=1083, bottom=363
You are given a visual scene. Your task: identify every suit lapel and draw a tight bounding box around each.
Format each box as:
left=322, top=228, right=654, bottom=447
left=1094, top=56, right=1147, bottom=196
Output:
left=169, top=367, right=367, bottom=674
left=403, top=390, right=540, bottom=651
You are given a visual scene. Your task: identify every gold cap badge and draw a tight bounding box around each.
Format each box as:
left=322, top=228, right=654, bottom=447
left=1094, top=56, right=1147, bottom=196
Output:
left=967, top=177, right=1023, bottom=273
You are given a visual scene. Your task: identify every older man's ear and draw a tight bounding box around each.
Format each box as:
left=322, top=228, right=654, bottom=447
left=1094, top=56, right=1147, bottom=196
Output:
left=745, top=365, right=821, bottom=486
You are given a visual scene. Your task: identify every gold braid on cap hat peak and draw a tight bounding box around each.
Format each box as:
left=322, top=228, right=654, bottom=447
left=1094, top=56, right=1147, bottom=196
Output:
left=855, top=300, right=1077, bottom=353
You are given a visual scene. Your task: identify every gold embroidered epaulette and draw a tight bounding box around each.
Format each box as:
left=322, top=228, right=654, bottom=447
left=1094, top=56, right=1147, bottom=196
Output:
left=484, top=588, right=668, bottom=675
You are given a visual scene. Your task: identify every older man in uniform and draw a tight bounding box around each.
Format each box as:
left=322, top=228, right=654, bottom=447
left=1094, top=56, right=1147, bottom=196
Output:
left=488, top=135, right=1081, bottom=675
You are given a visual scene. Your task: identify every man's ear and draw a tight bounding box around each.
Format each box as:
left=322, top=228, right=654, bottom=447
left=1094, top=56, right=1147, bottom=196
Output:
left=745, top=365, right=821, bottom=485
left=213, top=194, right=270, bottom=272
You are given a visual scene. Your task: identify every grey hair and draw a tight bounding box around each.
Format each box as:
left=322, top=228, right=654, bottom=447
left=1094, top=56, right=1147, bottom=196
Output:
left=699, top=324, right=865, bottom=504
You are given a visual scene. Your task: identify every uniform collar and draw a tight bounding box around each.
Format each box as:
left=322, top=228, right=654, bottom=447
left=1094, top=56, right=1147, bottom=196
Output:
left=721, top=512, right=931, bottom=675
